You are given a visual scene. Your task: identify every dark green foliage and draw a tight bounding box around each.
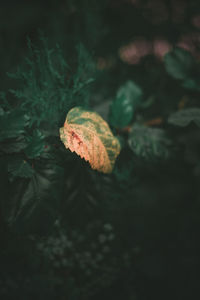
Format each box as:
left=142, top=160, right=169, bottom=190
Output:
left=8, top=157, right=34, bottom=182
left=7, top=36, right=95, bottom=128
left=1, top=1, right=200, bottom=300
left=24, top=129, right=45, bottom=159
left=4, top=160, right=64, bottom=235
left=0, top=136, right=27, bottom=154
left=0, top=106, right=29, bottom=141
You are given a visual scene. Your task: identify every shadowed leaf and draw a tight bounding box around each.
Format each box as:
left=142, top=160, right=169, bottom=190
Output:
left=128, top=123, right=171, bottom=160
left=8, top=157, right=34, bottom=182
left=164, top=48, right=195, bottom=80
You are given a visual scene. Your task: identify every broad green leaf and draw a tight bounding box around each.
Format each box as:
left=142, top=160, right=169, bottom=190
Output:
left=109, top=81, right=143, bottom=128
left=8, top=157, right=34, bottom=182
left=0, top=108, right=29, bottom=141
left=128, top=123, right=171, bottom=160
left=168, top=108, right=200, bottom=127
left=24, top=129, right=45, bottom=159
left=59, top=106, right=121, bottom=173
left=164, top=48, right=195, bottom=80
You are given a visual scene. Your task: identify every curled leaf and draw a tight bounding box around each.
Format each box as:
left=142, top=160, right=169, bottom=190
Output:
left=59, top=107, right=121, bottom=173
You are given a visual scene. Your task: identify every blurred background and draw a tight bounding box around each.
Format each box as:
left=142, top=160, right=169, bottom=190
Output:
left=1, top=0, right=200, bottom=89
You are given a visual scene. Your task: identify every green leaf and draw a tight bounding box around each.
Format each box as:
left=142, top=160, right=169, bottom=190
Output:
left=8, top=157, right=34, bottom=182
left=109, top=81, right=143, bottom=129
left=24, top=129, right=45, bottom=159
left=0, top=108, right=29, bottom=141
left=168, top=108, right=200, bottom=127
left=128, top=123, right=171, bottom=160
left=164, top=48, right=195, bottom=80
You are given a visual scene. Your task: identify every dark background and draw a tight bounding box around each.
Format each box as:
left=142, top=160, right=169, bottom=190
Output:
left=1, top=1, right=200, bottom=299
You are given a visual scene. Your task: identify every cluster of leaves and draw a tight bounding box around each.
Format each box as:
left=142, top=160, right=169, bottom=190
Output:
left=7, top=34, right=95, bottom=128
left=0, top=36, right=136, bottom=299
left=107, top=47, right=200, bottom=166
left=0, top=36, right=96, bottom=235
left=1, top=30, right=200, bottom=300
left=109, top=79, right=173, bottom=161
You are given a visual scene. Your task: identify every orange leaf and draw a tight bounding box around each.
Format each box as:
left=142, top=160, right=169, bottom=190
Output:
left=59, top=107, right=121, bottom=173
